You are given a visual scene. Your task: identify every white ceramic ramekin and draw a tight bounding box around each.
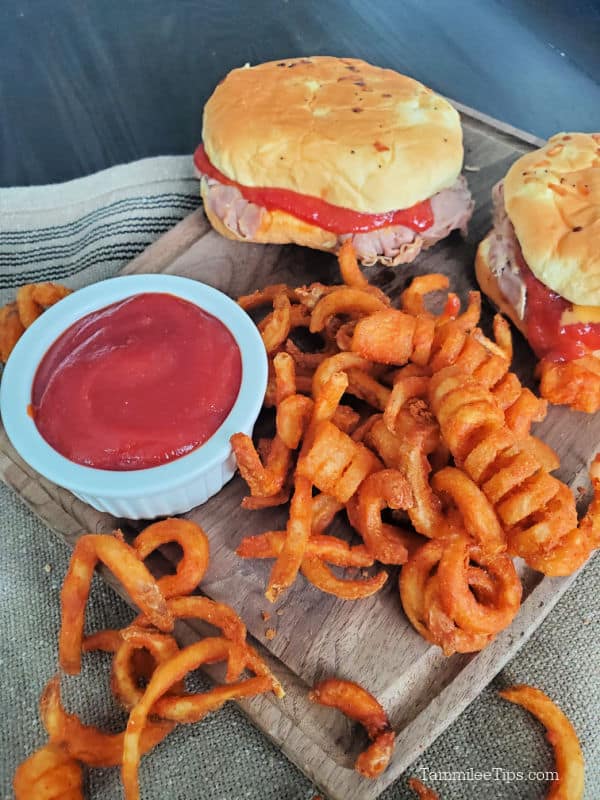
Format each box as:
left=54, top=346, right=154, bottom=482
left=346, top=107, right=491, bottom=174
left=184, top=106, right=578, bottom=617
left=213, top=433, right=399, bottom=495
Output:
left=0, top=274, right=267, bottom=519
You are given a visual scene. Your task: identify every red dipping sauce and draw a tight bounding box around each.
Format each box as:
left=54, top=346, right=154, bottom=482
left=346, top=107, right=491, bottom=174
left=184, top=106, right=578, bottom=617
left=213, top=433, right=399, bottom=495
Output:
left=32, top=293, right=242, bottom=470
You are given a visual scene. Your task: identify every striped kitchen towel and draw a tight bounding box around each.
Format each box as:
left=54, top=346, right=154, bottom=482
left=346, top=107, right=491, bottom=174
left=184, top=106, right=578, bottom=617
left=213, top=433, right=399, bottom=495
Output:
left=0, top=156, right=199, bottom=299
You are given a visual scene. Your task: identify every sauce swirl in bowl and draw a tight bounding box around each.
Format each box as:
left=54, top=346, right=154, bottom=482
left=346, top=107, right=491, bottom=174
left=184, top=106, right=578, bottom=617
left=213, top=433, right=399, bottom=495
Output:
left=32, top=293, right=242, bottom=470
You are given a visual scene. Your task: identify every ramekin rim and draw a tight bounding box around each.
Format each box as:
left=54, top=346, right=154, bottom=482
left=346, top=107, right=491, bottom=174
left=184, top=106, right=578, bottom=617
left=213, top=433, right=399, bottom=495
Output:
left=0, top=274, right=267, bottom=497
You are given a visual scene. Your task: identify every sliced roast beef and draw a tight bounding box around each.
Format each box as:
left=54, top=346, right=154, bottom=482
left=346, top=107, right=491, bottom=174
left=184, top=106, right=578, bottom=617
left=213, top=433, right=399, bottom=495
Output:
left=345, top=175, right=473, bottom=265
left=199, top=171, right=474, bottom=265
left=487, top=181, right=527, bottom=319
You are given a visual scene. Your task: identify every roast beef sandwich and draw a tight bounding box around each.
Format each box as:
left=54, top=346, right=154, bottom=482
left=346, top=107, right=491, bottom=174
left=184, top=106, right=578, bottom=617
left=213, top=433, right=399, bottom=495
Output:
left=476, top=132, right=600, bottom=412
left=195, top=56, right=473, bottom=266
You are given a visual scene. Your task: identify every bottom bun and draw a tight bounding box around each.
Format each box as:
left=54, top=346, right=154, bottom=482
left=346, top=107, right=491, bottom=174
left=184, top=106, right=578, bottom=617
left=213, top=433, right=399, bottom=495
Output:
left=201, top=182, right=338, bottom=252
left=475, top=234, right=527, bottom=338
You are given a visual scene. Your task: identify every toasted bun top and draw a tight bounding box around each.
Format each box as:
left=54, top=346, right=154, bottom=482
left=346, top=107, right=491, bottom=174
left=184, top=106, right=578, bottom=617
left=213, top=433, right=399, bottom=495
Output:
left=504, top=132, right=600, bottom=305
left=202, top=57, right=463, bottom=214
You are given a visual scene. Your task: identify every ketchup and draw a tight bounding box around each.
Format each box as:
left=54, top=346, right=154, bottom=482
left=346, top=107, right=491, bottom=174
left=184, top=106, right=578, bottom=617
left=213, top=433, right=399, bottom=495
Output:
left=32, top=293, right=242, bottom=470
left=518, top=248, right=600, bottom=362
left=194, top=145, right=434, bottom=235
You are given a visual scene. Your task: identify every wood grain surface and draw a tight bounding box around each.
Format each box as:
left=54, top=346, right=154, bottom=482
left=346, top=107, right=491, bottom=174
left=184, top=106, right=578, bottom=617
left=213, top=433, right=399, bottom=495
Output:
left=0, top=109, right=594, bottom=800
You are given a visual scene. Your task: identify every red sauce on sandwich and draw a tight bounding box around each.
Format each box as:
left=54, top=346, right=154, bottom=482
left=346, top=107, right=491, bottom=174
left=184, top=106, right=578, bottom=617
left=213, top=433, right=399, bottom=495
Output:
left=32, top=293, right=242, bottom=470
left=518, top=247, right=600, bottom=362
left=194, top=145, right=434, bottom=235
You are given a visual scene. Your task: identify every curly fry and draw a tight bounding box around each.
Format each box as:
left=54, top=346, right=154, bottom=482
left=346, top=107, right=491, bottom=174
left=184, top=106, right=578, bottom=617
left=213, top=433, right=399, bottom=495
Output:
left=408, top=777, right=440, bottom=799
left=40, top=675, right=174, bottom=769
left=297, top=420, right=381, bottom=503
left=338, top=239, right=370, bottom=288
left=121, top=638, right=272, bottom=800
left=111, top=627, right=182, bottom=710
left=355, top=729, right=396, bottom=779
left=132, top=518, right=209, bottom=598
left=241, top=488, right=291, bottom=510
left=16, top=282, right=71, bottom=328
left=352, top=309, right=420, bottom=365
left=259, top=293, right=292, bottom=353
left=365, top=419, right=446, bottom=538
left=401, top=274, right=450, bottom=316
left=58, top=533, right=172, bottom=675
left=0, top=282, right=70, bottom=362
left=310, top=287, right=387, bottom=333
left=431, top=467, right=505, bottom=554
left=312, top=351, right=371, bottom=397
left=238, top=283, right=298, bottom=310
left=429, top=368, right=599, bottom=575
left=400, top=539, right=494, bottom=655
left=499, top=685, right=584, bottom=800
left=230, top=432, right=292, bottom=497
left=265, top=475, right=313, bottom=603
left=301, top=555, right=388, bottom=599
left=353, top=469, right=414, bottom=564
left=13, top=742, right=83, bottom=800
left=119, top=627, right=273, bottom=723
left=273, top=350, right=297, bottom=402
left=0, top=302, right=25, bottom=362
left=538, top=355, right=600, bottom=413
left=309, top=678, right=394, bottom=778
left=436, top=535, right=522, bottom=635
left=136, top=594, right=248, bottom=682
left=237, top=530, right=374, bottom=567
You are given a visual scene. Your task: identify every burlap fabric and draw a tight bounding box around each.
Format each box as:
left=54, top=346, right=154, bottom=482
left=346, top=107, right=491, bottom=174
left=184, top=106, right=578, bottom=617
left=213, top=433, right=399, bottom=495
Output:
left=1, top=158, right=598, bottom=799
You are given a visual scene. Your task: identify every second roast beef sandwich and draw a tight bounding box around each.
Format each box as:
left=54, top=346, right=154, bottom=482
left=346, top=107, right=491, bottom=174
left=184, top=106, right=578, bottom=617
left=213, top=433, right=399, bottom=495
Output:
left=195, top=56, right=473, bottom=266
left=476, top=132, right=600, bottom=412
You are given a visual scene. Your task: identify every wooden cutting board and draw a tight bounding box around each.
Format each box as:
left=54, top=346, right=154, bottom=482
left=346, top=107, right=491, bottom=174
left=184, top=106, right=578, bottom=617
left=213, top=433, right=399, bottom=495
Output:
left=1, top=103, right=596, bottom=800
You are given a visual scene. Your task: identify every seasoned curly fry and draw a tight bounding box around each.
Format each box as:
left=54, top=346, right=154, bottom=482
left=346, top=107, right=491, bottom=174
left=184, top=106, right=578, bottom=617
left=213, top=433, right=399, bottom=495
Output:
left=132, top=518, right=210, bottom=598
left=238, top=283, right=298, bottom=310
left=0, top=302, right=25, bottom=361
left=0, top=282, right=70, bottom=362
left=499, top=685, right=584, bottom=800
left=259, top=292, right=292, bottom=353
left=230, top=432, right=292, bottom=497
left=309, top=678, right=395, bottom=778
left=366, top=419, right=446, bottom=539
left=58, top=533, right=172, bottom=675
left=353, top=469, right=414, bottom=564
left=40, top=674, right=175, bottom=768
left=301, top=555, right=388, bottom=599
left=13, top=743, right=83, bottom=800
left=429, top=368, right=599, bottom=575
left=436, top=535, right=522, bottom=634
left=338, top=238, right=370, bottom=288
left=408, top=777, right=440, bottom=799
left=400, top=539, right=495, bottom=655
left=136, top=594, right=248, bottom=682
left=265, top=475, right=313, bottom=602
left=431, top=467, right=505, bottom=554
left=298, top=420, right=381, bottom=503
left=119, top=626, right=273, bottom=723
left=122, top=637, right=273, bottom=800
left=237, top=530, right=374, bottom=567
left=401, top=273, right=450, bottom=316
left=111, top=627, right=182, bottom=710
left=538, top=355, right=600, bottom=413
left=310, top=286, right=387, bottom=333
left=16, top=282, right=71, bottom=328
left=352, top=309, right=424, bottom=365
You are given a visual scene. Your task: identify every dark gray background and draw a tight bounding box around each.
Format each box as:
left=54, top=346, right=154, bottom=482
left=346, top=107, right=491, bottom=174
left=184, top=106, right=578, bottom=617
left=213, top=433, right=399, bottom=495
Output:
left=1, top=0, right=599, bottom=187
